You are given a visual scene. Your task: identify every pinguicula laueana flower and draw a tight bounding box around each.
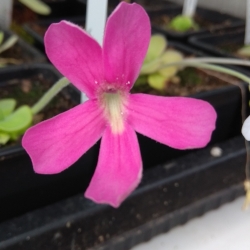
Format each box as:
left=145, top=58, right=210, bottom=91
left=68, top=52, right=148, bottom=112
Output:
left=22, top=2, right=216, bottom=207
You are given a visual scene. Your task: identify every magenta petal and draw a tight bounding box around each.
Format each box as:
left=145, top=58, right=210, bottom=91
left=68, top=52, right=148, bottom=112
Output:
left=22, top=100, right=106, bottom=174
left=127, top=94, right=217, bottom=149
left=103, top=2, right=151, bottom=89
left=45, top=21, right=103, bottom=98
left=85, top=124, right=142, bottom=207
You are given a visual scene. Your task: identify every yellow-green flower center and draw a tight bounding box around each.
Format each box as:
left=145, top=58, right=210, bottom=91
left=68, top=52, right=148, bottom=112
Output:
left=101, top=91, right=126, bottom=134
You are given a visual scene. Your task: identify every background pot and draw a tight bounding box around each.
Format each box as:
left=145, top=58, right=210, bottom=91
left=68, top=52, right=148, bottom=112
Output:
left=0, top=64, right=100, bottom=222
left=151, top=7, right=244, bottom=40
left=0, top=29, right=46, bottom=71
left=23, top=17, right=85, bottom=53
left=188, top=28, right=246, bottom=58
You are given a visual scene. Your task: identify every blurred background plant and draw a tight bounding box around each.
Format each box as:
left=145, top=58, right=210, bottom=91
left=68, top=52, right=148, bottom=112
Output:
left=135, top=34, right=183, bottom=91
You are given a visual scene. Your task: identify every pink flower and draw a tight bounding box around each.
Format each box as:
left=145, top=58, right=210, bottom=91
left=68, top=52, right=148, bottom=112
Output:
left=22, top=3, right=216, bottom=207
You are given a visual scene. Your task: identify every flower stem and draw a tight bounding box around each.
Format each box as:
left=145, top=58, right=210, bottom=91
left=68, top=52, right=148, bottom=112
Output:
left=31, top=77, right=70, bottom=115
left=183, top=57, right=250, bottom=67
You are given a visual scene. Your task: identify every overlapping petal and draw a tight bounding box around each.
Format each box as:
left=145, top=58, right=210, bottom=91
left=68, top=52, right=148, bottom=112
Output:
left=22, top=100, right=106, bottom=174
left=85, top=124, right=142, bottom=207
left=45, top=21, right=103, bottom=98
left=103, top=2, right=151, bottom=89
left=127, top=94, right=217, bottom=149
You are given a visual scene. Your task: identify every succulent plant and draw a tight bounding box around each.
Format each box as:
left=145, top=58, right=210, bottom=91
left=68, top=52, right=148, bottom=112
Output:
left=136, top=34, right=183, bottom=90
left=0, top=99, right=32, bottom=145
left=169, top=15, right=199, bottom=32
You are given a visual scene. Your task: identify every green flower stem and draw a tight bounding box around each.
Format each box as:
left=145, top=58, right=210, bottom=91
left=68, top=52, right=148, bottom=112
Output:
left=31, top=77, right=70, bottom=115
left=184, top=57, right=250, bottom=67
left=159, top=60, right=250, bottom=84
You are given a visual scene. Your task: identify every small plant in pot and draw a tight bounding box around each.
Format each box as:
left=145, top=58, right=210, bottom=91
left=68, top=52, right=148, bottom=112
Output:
left=150, top=6, right=244, bottom=40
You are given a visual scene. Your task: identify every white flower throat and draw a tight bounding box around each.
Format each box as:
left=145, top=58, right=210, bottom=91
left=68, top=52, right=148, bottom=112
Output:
left=102, top=91, right=126, bottom=134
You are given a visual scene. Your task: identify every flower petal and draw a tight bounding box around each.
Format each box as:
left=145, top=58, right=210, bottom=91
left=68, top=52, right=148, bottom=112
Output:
left=85, top=124, right=142, bottom=207
left=45, top=21, right=103, bottom=98
left=103, top=2, right=151, bottom=89
left=22, top=100, right=106, bottom=174
left=127, top=94, right=217, bottom=149
left=242, top=116, right=250, bottom=140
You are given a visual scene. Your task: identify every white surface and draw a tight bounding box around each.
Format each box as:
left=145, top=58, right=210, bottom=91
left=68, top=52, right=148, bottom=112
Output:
left=182, top=0, right=198, bottom=17
left=0, top=0, right=13, bottom=29
left=132, top=197, right=250, bottom=250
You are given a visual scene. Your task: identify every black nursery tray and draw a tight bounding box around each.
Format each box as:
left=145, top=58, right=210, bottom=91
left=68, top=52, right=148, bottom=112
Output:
left=23, top=16, right=85, bottom=53
left=0, top=135, right=246, bottom=250
left=151, top=7, right=244, bottom=40
left=189, top=29, right=246, bottom=58
left=0, top=42, right=248, bottom=224
left=0, top=29, right=46, bottom=70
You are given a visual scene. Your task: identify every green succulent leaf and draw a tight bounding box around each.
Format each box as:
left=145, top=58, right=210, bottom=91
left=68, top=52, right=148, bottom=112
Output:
left=237, top=45, right=250, bottom=57
left=0, top=32, right=4, bottom=45
left=169, top=15, right=198, bottom=32
left=0, top=132, right=10, bottom=145
left=144, top=34, right=167, bottom=63
left=0, top=105, right=32, bottom=139
left=0, top=99, right=16, bottom=120
left=158, top=50, right=183, bottom=77
left=148, top=73, right=168, bottom=90
left=18, top=0, right=51, bottom=15
left=0, top=35, right=18, bottom=54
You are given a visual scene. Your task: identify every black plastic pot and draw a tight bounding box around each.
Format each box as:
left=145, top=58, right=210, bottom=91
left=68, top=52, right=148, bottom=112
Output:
left=151, top=7, right=244, bottom=40
left=0, top=64, right=100, bottom=223
left=0, top=135, right=246, bottom=250
left=23, top=16, right=85, bottom=53
left=0, top=29, right=46, bottom=70
left=189, top=28, right=246, bottom=58
left=13, top=0, right=86, bottom=21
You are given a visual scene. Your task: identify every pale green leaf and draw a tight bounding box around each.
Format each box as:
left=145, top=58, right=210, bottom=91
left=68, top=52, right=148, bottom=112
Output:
left=0, top=35, right=18, bottom=54
left=19, top=0, right=51, bottom=15
left=158, top=50, right=183, bottom=77
left=0, top=132, right=10, bottom=145
left=144, top=34, right=167, bottom=64
left=0, top=105, right=32, bottom=133
left=0, top=99, right=16, bottom=120
left=0, top=32, right=4, bottom=45
left=237, top=45, right=250, bottom=57
left=148, top=73, right=168, bottom=90
left=169, top=15, right=198, bottom=32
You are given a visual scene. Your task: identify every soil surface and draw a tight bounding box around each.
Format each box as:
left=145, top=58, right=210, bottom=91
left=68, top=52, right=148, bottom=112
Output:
left=1, top=41, right=34, bottom=64
left=0, top=73, right=78, bottom=148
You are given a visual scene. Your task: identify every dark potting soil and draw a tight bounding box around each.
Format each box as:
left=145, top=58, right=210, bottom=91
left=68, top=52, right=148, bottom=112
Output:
left=0, top=74, right=78, bottom=148
left=152, top=14, right=233, bottom=32
left=12, top=0, right=39, bottom=24
left=1, top=40, right=35, bottom=64
left=217, top=42, right=250, bottom=59
left=132, top=67, right=233, bottom=96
